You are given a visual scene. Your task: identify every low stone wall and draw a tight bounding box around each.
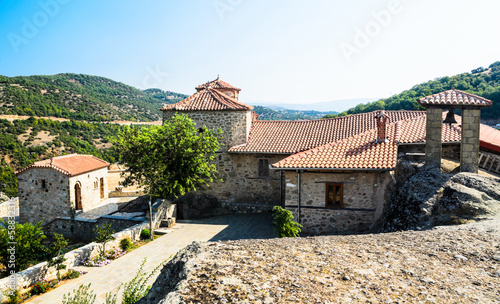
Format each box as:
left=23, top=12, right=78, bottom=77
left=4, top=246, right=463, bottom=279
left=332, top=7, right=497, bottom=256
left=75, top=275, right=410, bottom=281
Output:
left=0, top=200, right=172, bottom=301
left=0, top=197, right=18, bottom=220
left=44, top=199, right=170, bottom=241
left=221, top=202, right=274, bottom=213
left=109, top=186, right=144, bottom=198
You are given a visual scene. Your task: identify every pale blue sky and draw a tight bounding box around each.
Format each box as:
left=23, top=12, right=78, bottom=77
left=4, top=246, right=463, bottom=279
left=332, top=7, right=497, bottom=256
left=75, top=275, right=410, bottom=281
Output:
left=1, top=0, right=499, bottom=110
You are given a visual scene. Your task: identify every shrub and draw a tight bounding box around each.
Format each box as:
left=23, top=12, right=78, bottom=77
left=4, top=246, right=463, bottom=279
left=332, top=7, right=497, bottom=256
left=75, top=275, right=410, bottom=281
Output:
left=82, top=255, right=111, bottom=267
left=62, top=284, right=96, bottom=304
left=47, top=233, right=68, bottom=282
left=93, top=223, right=115, bottom=258
left=119, top=238, right=133, bottom=251
left=0, top=220, right=47, bottom=271
left=31, top=279, right=56, bottom=295
left=2, top=288, right=21, bottom=304
left=120, top=258, right=163, bottom=304
left=140, top=229, right=150, bottom=240
left=272, top=206, right=302, bottom=238
left=64, top=269, right=81, bottom=280
left=105, top=248, right=126, bottom=260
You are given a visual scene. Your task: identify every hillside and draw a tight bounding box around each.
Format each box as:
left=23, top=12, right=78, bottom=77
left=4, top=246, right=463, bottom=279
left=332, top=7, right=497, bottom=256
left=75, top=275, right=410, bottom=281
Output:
left=0, top=117, right=131, bottom=196
left=252, top=106, right=337, bottom=121
left=324, top=61, right=500, bottom=122
left=0, top=74, right=187, bottom=122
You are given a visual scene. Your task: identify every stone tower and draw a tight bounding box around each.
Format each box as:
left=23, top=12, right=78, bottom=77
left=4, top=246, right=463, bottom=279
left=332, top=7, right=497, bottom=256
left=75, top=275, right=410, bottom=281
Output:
left=160, top=77, right=254, bottom=151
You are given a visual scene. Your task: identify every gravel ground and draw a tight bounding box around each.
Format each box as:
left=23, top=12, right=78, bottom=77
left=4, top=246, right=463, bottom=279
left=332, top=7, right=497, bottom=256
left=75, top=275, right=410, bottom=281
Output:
left=158, top=223, right=500, bottom=304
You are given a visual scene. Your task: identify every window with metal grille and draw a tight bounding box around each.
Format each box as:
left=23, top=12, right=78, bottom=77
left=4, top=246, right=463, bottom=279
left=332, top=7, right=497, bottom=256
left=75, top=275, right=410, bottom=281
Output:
left=325, top=183, right=343, bottom=208
left=258, top=158, right=269, bottom=177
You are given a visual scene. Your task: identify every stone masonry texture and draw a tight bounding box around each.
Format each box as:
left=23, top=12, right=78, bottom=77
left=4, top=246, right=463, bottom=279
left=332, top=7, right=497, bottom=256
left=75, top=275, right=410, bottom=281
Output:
left=18, top=167, right=108, bottom=225
left=461, top=108, right=481, bottom=173
left=163, top=110, right=281, bottom=211
left=425, top=108, right=443, bottom=170
left=284, top=171, right=392, bottom=234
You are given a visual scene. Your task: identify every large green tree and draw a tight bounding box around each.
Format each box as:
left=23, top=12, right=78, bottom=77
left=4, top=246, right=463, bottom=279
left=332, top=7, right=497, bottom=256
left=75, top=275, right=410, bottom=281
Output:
left=113, top=114, right=221, bottom=198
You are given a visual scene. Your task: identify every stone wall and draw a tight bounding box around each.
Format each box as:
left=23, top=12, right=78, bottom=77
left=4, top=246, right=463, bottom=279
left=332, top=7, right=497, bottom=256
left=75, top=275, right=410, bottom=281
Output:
left=162, top=109, right=282, bottom=211
left=18, top=168, right=71, bottom=224
left=162, top=110, right=252, bottom=150
left=69, top=167, right=108, bottom=211
left=283, top=170, right=393, bottom=234
left=44, top=199, right=171, bottom=241
left=201, top=153, right=284, bottom=208
left=107, top=169, right=142, bottom=192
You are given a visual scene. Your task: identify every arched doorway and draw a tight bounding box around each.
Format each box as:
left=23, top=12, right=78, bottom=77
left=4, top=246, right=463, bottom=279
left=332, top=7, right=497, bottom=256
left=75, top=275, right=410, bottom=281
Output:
left=75, top=182, right=82, bottom=210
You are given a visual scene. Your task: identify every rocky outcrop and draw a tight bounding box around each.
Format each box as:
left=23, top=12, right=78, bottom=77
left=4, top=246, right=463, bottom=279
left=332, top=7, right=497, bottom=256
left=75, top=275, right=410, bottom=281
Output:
left=382, top=165, right=500, bottom=232
left=138, top=229, right=500, bottom=303
left=136, top=242, right=208, bottom=304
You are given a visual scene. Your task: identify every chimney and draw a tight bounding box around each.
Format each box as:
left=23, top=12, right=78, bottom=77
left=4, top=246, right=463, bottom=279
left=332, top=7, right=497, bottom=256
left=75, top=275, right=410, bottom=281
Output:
left=375, top=110, right=389, bottom=143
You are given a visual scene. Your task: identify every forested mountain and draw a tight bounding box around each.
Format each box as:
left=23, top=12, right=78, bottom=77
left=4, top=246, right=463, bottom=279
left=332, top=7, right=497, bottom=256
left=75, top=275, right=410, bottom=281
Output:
left=253, top=106, right=337, bottom=120
left=324, top=61, right=500, bottom=121
left=0, top=74, right=186, bottom=121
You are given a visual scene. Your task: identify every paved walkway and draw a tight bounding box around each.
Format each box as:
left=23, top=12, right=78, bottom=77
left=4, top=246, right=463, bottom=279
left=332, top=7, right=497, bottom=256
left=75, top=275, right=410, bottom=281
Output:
left=27, top=213, right=274, bottom=303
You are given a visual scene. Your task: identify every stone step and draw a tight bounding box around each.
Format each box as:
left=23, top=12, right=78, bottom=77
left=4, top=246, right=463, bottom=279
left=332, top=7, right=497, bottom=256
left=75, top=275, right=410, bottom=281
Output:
left=153, top=228, right=170, bottom=235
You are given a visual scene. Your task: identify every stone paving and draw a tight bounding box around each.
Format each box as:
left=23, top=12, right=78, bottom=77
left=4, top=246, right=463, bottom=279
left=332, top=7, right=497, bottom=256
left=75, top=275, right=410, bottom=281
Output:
left=26, top=213, right=275, bottom=303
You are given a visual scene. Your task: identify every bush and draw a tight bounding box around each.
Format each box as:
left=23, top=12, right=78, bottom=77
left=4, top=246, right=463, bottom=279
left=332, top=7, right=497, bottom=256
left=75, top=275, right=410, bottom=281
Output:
left=140, top=229, right=150, bottom=240
left=31, top=279, right=56, bottom=295
left=64, top=269, right=81, bottom=280
left=62, top=284, right=96, bottom=304
left=0, top=220, right=47, bottom=271
left=120, top=258, right=163, bottom=304
left=93, top=223, right=115, bottom=258
left=119, top=238, right=133, bottom=251
left=2, top=288, right=21, bottom=304
left=272, top=206, right=302, bottom=238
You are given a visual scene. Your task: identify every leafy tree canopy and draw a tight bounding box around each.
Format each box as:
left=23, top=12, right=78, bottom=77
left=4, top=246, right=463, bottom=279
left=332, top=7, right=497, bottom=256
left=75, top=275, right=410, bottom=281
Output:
left=113, top=114, right=221, bottom=198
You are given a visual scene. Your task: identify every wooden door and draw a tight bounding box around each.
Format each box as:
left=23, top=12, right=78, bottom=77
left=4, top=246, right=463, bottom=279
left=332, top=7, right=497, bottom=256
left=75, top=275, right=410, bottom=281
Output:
left=75, top=183, right=82, bottom=210
left=100, top=178, right=105, bottom=199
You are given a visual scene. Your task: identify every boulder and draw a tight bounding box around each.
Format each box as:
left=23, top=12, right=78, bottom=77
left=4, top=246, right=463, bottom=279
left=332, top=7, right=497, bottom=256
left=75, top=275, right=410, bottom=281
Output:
left=382, top=167, right=500, bottom=232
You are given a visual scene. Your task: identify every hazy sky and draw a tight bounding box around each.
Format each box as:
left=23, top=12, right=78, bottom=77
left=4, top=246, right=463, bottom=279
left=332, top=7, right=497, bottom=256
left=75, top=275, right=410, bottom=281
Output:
left=1, top=0, right=499, bottom=108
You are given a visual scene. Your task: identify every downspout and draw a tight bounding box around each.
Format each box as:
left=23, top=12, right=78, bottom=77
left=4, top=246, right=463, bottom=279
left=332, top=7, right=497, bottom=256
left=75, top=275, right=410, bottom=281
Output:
left=297, top=170, right=302, bottom=224
left=279, top=170, right=283, bottom=207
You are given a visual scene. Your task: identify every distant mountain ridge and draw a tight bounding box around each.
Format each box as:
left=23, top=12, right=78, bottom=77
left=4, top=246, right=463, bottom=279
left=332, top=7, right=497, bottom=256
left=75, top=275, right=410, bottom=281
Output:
left=249, top=98, right=376, bottom=112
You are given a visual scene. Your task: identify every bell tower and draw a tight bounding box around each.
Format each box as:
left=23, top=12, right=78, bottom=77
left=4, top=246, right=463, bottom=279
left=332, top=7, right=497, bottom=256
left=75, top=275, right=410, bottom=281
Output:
left=417, top=89, right=492, bottom=173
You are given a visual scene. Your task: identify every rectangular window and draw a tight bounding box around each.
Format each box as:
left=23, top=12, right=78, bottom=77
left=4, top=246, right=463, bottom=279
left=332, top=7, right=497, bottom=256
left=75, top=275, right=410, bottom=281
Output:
left=258, top=158, right=269, bottom=177
left=41, top=179, right=46, bottom=189
left=325, top=183, right=343, bottom=208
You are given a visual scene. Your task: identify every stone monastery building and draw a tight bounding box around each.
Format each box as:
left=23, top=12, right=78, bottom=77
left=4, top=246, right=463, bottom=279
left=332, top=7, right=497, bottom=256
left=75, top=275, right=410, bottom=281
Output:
left=17, top=154, right=109, bottom=224
left=162, top=78, right=500, bottom=234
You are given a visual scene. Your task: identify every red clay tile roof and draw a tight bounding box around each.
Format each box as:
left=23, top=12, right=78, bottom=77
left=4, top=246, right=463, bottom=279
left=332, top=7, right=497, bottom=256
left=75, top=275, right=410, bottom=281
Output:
left=160, top=87, right=252, bottom=111
left=229, top=111, right=424, bottom=154
left=16, top=154, right=109, bottom=176
left=418, top=89, right=492, bottom=108
left=195, top=77, right=241, bottom=91
left=270, top=114, right=467, bottom=170
left=480, top=124, right=500, bottom=153
left=272, top=125, right=399, bottom=170
left=396, top=113, right=462, bottom=144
